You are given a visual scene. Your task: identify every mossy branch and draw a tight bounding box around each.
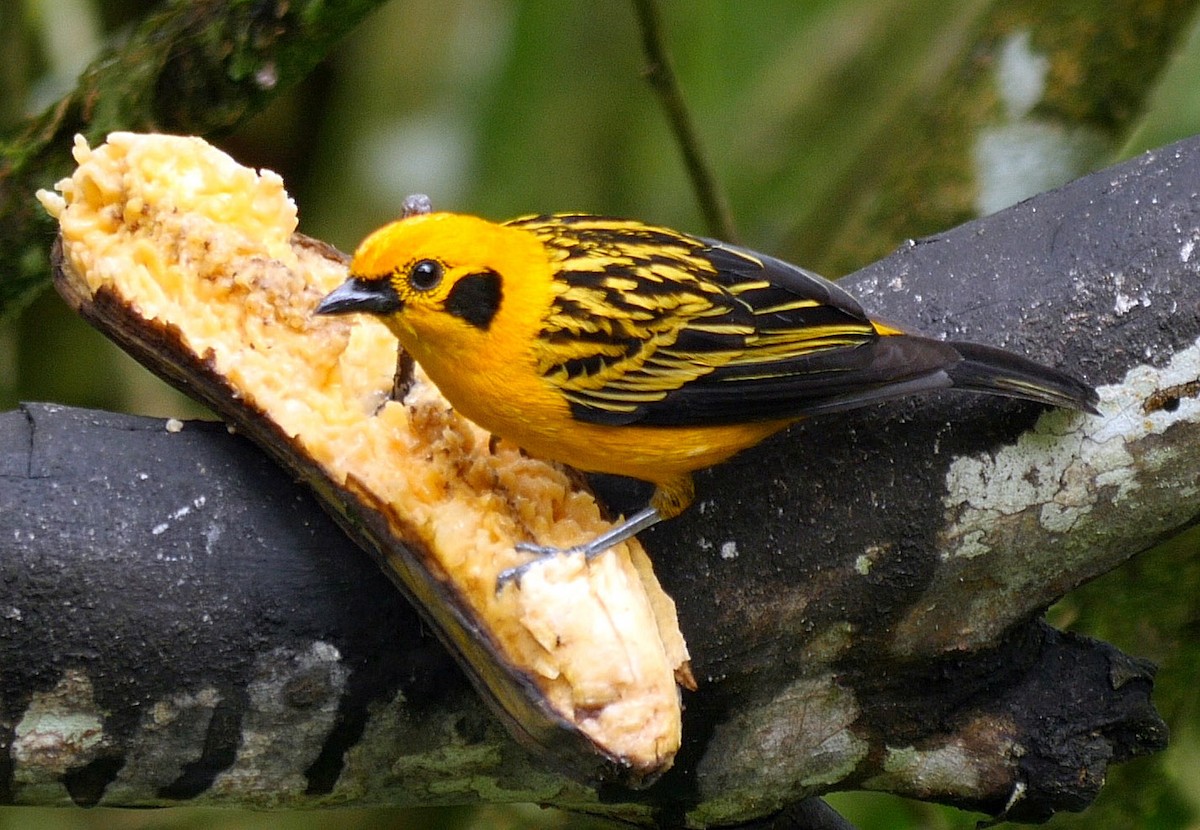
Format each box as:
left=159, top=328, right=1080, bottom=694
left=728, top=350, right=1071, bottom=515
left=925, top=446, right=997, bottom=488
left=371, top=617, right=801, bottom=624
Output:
left=0, top=0, right=387, bottom=320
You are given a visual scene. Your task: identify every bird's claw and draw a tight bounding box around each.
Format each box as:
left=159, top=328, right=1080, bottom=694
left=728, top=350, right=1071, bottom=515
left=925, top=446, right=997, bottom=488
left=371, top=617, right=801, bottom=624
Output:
left=495, top=542, right=590, bottom=593
left=495, top=506, right=662, bottom=593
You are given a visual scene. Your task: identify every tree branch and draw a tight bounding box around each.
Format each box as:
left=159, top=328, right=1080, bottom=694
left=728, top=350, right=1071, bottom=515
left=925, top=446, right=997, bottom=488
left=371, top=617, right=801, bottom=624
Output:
left=6, top=132, right=1197, bottom=823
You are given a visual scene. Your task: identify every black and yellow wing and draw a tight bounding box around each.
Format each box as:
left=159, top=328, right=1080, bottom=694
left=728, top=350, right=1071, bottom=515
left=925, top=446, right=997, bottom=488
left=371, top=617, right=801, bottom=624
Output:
left=509, top=214, right=969, bottom=427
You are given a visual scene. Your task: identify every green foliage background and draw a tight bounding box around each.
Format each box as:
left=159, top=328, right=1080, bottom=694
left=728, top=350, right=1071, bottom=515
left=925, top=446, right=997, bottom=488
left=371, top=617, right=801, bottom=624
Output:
left=2, top=1, right=1200, bottom=828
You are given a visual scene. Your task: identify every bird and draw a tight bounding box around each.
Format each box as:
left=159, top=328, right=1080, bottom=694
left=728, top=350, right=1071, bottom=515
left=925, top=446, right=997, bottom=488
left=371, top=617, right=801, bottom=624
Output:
left=315, top=198, right=1099, bottom=586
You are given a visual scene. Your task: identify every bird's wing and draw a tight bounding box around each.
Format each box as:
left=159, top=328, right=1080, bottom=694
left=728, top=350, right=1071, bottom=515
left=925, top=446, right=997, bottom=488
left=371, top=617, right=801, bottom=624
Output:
left=512, top=216, right=959, bottom=427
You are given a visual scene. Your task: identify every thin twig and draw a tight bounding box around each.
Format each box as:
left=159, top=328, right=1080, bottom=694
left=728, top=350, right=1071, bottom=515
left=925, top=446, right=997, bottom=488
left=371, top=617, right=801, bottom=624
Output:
left=631, top=0, right=739, bottom=242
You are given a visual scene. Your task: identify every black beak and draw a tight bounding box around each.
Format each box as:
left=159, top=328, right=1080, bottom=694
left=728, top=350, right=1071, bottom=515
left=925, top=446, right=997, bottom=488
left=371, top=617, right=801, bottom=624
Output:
left=315, top=277, right=403, bottom=316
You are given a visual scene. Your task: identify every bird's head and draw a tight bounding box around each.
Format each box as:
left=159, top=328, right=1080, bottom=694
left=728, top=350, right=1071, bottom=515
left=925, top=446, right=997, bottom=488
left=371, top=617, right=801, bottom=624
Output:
left=316, top=212, right=541, bottom=358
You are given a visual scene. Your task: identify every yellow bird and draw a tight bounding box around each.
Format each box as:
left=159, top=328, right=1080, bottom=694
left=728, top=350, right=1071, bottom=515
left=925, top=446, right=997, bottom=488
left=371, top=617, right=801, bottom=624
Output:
left=317, top=201, right=1098, bottom=583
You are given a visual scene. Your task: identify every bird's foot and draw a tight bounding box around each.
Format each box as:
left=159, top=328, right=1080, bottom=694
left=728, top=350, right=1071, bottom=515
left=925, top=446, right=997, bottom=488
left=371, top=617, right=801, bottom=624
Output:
left=495, top=541, right=597, bottom=593
left=495, top=506, right=663, bottom=593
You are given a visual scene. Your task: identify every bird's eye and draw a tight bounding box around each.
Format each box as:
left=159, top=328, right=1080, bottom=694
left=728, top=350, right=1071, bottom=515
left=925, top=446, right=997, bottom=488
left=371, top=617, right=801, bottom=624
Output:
left=409, top=259, right=443, bottom=291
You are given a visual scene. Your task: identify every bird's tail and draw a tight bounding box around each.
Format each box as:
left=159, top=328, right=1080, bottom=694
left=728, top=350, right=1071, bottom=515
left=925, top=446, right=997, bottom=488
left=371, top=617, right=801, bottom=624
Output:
left=945, top=340, right=1100, bottom=414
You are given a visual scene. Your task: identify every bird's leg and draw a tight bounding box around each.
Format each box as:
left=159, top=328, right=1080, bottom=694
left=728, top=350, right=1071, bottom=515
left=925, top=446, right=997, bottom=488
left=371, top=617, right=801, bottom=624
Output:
left=517, top=506, right=663, bottom=560
left=495, top=475, right=694, bottom=592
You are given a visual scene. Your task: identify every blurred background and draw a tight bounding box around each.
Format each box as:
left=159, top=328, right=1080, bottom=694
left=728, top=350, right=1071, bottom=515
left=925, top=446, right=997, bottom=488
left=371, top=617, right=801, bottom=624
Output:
left=3, top=0, right=1200, bottom=827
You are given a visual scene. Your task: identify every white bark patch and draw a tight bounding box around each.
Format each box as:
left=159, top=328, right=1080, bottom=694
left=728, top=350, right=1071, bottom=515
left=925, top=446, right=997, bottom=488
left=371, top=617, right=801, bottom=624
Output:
left=894, top=336, right=1200, bottom=655
left=860, top=715, right=1021, bottom=800
left=209, top=642, right=347, bottom=802
left=995, top=31, right=1048, bottom=119
left=106, top=688, right=222, bottom=803
left=869, top=744, right=980, bottom=795
left=1112, top=271, right=1152, bottom=316
left=973, top=31, right=1106, bottom=215
left=12, top=670, right=107, bottom=802
left=691, top=674, right=867, bottom=826
left=943, top=338, right=1200, bottom=557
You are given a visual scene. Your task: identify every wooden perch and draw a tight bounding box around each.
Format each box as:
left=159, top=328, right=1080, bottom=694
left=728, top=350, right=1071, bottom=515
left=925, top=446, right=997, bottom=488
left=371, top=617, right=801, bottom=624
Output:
left=5, top=132, right=1200, bottom=824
